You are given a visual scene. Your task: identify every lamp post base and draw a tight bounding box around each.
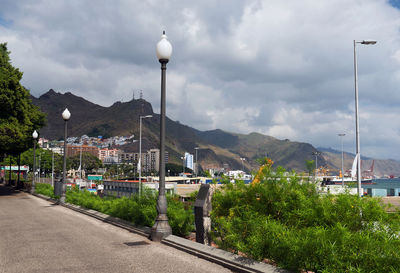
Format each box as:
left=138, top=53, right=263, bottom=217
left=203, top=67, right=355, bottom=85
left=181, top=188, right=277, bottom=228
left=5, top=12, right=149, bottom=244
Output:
left=150, top=215, right=172, bottom=242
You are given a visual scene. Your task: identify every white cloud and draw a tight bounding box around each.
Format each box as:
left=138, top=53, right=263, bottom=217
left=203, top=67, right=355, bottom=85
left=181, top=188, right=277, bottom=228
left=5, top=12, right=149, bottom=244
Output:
left=1, top=0, right=400, bottom=160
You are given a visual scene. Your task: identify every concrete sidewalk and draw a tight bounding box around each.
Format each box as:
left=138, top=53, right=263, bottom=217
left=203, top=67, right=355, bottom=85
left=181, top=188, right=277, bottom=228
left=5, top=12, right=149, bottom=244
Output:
left=0, top=184, right=288, bottom=273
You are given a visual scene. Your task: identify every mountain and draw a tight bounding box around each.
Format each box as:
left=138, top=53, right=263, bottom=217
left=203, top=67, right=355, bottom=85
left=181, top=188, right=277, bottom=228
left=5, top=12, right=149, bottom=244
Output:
left=29, top=89, right=337, bottom=172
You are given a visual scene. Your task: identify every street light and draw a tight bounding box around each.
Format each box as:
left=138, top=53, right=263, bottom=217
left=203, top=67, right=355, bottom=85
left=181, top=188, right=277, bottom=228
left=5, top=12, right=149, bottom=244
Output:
left=239, top=157, right=245, bottom=172
left=194, top=147, right=199, bottom=176
left=338, top=133, right=346, bottom=187
left=139, top=114, right=152, bottom=196
left=312, top=151, right=321, bottom=177
left=151, top=31, right=172, bottom=241
left=181, top=156, right=185, bottom=175
left=60, top=108, right=71, bottom=203
left=354, top=39, right=377, bottom=197
left=31, top=130, right=38, bottom=193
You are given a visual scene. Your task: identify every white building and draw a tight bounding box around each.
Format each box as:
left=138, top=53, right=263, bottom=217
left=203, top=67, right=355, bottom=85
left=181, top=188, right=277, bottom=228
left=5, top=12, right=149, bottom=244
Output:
left=184, top=152, right=194, bottom=170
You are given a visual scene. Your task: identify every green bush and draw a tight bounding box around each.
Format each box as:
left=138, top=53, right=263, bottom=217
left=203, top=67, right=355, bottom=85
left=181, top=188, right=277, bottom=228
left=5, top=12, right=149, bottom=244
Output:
left=35, top=183, right=55, bottom=199
left=65, top=188, right=194, bottom=237
left=211, top=162, right=400, bottom=272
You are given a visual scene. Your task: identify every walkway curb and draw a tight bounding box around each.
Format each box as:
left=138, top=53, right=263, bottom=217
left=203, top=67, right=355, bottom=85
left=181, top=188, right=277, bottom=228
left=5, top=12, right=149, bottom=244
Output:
left=32, top=192, right=290, bottom=273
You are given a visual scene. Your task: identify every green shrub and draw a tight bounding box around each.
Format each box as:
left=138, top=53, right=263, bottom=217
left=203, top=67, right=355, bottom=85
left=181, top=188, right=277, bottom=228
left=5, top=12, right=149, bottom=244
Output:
left=211, top=162, right=400, bottom=272
left=35, top=183, right=55, bottom=199
left=64, top=188, right=194, bottom=237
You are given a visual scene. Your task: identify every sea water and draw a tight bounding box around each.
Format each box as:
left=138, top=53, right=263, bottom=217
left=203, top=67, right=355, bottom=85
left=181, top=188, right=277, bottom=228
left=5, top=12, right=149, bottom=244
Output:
left=362, top=178, right=400, bottom=197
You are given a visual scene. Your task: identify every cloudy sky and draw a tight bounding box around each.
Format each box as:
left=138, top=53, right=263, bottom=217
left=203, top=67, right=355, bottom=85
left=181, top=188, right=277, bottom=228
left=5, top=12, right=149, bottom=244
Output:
left=1, top=0, right=400, bottom=160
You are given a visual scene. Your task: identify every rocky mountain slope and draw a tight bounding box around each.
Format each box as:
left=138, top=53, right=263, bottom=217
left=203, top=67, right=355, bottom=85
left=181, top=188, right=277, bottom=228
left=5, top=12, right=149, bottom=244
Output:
left=31, top=89, right=398, bottom=176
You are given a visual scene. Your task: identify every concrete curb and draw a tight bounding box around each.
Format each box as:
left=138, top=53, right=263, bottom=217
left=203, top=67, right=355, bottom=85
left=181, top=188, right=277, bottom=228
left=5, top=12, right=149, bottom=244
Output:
left=31, top=192, right=290, bottom=273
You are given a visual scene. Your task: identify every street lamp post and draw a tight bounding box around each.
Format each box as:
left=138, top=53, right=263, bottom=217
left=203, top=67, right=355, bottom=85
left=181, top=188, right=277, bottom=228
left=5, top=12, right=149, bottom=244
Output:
left=338, top=133, right=346, bottom=187
left=194, top=147, right=199, bottom=176
left=150, top=31, right=172, bottom=241
left=139, top=114, right=152, bottom=196
left=31, top=130, right=38, bottom=193
left=60, top=108, right=71, bottom=203
left=312, top=151, right=321, bottom=177
left=51, top=150, right=54, bottom=188
left=38, top=154, right=41, bottom=184
left=240, top=157, right=245, bottom=172
left=181, top=156, right=185, bottom=174
left=354, top=40, right=377, bottom=197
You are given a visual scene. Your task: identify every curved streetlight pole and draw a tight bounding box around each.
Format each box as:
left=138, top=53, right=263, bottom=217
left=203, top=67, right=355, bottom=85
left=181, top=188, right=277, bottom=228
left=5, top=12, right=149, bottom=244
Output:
left=151, top=31, right=172, bottom=241
left=61, top=108, right=71, bottom=203
left=354, top=40, right=377, bottom=197
left=31, top=130, right=38, bottom=193
left=139, top=114, right=152, bottom=196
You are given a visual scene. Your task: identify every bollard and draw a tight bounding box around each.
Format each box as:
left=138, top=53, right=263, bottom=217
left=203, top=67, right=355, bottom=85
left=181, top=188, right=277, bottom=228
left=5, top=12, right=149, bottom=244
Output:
left=194, top=184, right=214, bottom=245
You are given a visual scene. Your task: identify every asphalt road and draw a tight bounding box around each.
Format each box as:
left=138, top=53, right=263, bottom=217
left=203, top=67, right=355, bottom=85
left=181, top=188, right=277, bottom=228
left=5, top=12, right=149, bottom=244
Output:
left=0, top=184, right=232, bottom=273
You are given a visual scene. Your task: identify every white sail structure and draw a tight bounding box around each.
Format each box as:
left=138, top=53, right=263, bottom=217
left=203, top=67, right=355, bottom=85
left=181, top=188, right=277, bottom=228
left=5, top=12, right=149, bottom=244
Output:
left=351, top=154, right=358, bottom=179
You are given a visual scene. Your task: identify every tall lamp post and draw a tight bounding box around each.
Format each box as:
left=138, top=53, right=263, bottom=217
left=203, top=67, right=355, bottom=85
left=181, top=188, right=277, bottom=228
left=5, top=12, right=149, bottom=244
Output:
left=312, top=151, right=321, bottom=177
left=194, top=147, right=199, bottom=176
left=338, top=133, right=346, bottom=187
left=139, top=114, right=152, bottom=196
left=151, top=31, right=172, bottom=241
left=181, top=156, right=185, bottom=174
left=31, top=130, right=38, bottom=193
left=240, top=157, right=245, bottom=172
left=354, top=40, right=376, bottom=197
left=61, top=108, right=71, bottom=203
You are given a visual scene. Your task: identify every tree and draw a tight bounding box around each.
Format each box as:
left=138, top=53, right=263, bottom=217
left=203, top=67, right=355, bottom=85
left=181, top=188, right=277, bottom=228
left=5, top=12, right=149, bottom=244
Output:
left=305, top=160, right=315, bottom=176
left=68, top=152, right=103, bottom=173
left=165, top=163, right=191, bottom=176
left=20, top=148, right=63, bottom=175
left=0, top=43, right=46, bottom=156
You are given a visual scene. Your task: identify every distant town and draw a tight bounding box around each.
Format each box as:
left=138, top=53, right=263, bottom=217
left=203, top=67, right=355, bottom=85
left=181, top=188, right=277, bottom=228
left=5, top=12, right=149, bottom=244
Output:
left=37, top=134, right=252, bottom=182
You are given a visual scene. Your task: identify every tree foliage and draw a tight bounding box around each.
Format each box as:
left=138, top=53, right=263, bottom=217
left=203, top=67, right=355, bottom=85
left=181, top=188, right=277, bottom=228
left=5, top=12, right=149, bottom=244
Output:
left=0, top=43, right=46, bottom=156
left=68, top=152, right=103, bottom=172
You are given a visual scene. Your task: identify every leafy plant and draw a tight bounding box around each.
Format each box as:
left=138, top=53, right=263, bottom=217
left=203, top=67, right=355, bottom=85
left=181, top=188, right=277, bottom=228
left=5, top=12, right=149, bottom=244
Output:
left=211, top=158, right=400, bottom=272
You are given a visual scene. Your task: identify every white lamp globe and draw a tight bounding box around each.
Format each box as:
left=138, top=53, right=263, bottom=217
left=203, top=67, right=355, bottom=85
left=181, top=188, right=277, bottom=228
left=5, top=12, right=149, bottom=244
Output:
left=32, top=130, right=38, bottom=139
left=156, top=31, right=172, bottom=61
left=62, top=108, right=71, bottom=121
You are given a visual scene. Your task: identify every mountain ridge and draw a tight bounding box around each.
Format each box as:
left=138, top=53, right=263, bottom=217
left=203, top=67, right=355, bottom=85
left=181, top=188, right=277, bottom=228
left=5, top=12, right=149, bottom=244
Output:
left=31, top=89, right=399, bottom=176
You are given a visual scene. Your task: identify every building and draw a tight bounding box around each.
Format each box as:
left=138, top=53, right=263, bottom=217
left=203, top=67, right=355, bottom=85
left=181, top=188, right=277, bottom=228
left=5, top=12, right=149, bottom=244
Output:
left=67, top=145, right=99, bottom=158
left=184, top=152, right=194, bottom=170
left=98, top=148, right=121, bottom=162
left=140, top=149, right=168, bottom=173
left=119, top=152, right=139, bottom=163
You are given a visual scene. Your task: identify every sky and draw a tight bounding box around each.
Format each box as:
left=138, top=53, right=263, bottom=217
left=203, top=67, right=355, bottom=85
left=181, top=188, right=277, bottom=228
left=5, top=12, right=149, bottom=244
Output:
left=1, top=0, right=400, bottom=160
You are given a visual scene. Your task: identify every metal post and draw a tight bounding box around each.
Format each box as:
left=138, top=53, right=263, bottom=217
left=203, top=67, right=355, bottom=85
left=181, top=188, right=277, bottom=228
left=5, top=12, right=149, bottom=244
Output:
left=51, top=150, right=54, bottom=188
left=312, top=151, right=320, bottom=178
left=139, top=116, right=143, bottom=196
left=32, top=141, right=36, bottom=193
left=150, top=60, right=172, bottom=241
left=338, top=133, right=345, bottom=187
left=195, top=147, right=199, bottom=176
left=354, top=40, right=361, bottom=197
left=38, top=154, right=41, bottom=184
left=61, top=119, right=67, bottom=203
left=182, top=156, right=185, bottom=174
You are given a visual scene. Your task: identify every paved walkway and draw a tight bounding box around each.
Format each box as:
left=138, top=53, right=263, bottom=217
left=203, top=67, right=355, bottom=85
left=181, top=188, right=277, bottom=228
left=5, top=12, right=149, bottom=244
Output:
left=0, top=184, right=232, bottom=273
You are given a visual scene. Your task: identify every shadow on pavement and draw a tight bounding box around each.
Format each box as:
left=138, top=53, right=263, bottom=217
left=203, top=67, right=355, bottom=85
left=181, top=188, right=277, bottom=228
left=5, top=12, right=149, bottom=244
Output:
left=0, top=183, right=21, bottom=196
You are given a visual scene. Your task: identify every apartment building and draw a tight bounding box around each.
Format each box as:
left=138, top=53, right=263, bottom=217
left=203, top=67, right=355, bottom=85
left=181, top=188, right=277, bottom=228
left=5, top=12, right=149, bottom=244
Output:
left=67, top=145, right=99, bottom=158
